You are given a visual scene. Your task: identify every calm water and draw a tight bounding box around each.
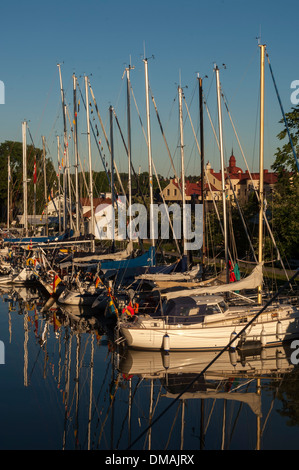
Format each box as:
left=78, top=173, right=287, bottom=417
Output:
left=1, top=286, right=299, bottom=451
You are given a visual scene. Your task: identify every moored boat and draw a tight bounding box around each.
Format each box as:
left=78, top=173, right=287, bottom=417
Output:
left=118, top=292, right=299, bottom=351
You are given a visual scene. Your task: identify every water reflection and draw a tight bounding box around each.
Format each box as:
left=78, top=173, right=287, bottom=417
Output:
left=117, top=343, right=297, bottom=450
left=0, top=285, right=299, bottom=450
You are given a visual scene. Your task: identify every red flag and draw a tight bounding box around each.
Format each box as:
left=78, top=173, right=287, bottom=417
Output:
left=229, top=261, right=236, bottom=282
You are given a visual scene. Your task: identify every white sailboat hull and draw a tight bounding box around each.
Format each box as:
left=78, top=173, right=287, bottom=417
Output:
left=120, top=307, right=299, bottom=351
left=0, top=267, right=37, bottom=286
left=58, top=286, right=105, bottom=306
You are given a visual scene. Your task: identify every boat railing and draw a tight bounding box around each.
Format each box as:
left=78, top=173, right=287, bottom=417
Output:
left=135, top=312, right=207, bottom=326
left=133, top=305, right=294, bottom=328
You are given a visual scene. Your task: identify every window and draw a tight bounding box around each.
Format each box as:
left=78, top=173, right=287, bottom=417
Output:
left=174, top=189, right=177, bottom=196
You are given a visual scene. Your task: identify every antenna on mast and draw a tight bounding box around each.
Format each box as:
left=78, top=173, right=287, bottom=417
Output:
left=256, top=25, right=262, bottom=45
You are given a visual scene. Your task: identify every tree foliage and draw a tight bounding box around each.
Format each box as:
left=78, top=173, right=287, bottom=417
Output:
left=272, top=106, right=299, bottom=174
left=0, top=140, right=57, bottom=223
left=270, top=105, right=299, bottom=260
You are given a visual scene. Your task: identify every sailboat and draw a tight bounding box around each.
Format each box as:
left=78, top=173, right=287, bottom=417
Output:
left=118, top=262, right=299, bottom=351
left=118, top=45, right=299, bottom=352
left=118, top=283, right=299, bottom=351
left=57, top=271, right=107, bottom=306
left=56, top=239, right=156, bottom=306
left=0, top=249, right=39, bottom=287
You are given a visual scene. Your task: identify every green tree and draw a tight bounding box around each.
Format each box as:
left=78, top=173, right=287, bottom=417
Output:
left=272, top=105, right=299, bottom=174
left=0, top=140, right=57, bottom=224
left=0, top=141, right=23, bottom=220
left=270, top=105, right=299, bottom=260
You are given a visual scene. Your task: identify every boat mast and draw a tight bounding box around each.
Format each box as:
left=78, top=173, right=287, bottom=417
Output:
left=57, top=136, right=61, bottom=234
left=258, top=44, right=265, bottom=305
left=178, top=85, right=187, bottom=256
left=65, top=112, right=74, bottom=232
left=22, top=121, right=28, bottom=237
left=42, top=136, right=48, bottom=236
left=109, top=105, right=115, bottom=252
left=84, top=75, right=95, bottom=252
left=57, top=64, right=68, bottom=232
left=7, top=154, right=10, bottom=231
left=198, top=75, right=206, bottom=279
left=73, top=74, right=80, bottom=234
left=126, top=62, right=134, bottom=239
left=33, top=154, right=37, bottom=235
left=215, top=65, right=229, bottom=284
left=88, top=81, right=127, bottom=198
left=143, top=57, right=155, bottom=246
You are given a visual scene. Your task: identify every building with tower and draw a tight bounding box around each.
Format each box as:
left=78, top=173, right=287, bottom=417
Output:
left=161, top=150, right=277, bottom=206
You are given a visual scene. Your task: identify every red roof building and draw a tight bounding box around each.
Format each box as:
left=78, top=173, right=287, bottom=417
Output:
left=162, top=150, right=278, bottom=205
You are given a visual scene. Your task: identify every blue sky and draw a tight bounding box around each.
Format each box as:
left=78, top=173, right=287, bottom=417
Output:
left=0, top=0, right=298, bottom=179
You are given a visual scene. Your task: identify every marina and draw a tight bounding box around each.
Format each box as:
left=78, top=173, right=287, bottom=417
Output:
left=1, top=0, right=299, bottom=453
left=1, top=285, right=299, bottom=450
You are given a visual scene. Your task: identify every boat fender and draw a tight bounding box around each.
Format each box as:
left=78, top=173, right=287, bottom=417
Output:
left=163, top=333, right=170, bottom=352
left=239, top=331, right=246, bottom=346
left=229, top=349, right=237, bottom=367
left=162, top=351, right=170, bottom=369
left=261, top=348, right=267, bottom=368
left=260, top=327, right=267, bottom=347
left=276, top=320, right=283, bottom=341
left=276, top=349, right=283, bottom=369
left=26, top=258, right=34, bottom=266
left=230, top=331, right=238, bottom=350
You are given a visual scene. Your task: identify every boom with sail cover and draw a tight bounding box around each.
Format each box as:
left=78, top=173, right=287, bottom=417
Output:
left=164, top=263, right=263, bottom=300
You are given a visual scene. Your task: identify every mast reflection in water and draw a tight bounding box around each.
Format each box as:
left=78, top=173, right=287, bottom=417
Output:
left=0, top=286, right=299, bottom=450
